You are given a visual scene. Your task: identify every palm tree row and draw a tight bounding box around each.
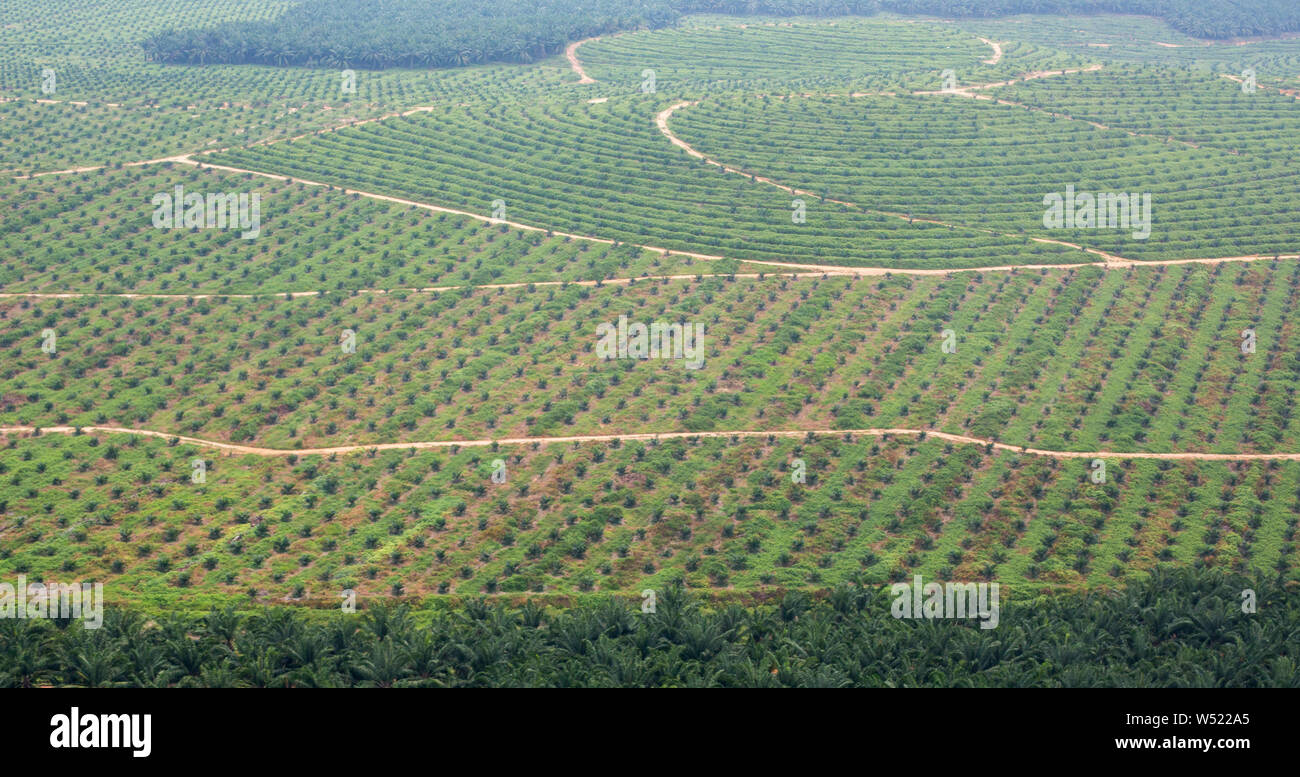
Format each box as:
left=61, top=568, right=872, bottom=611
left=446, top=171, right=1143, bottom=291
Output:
left=878, top=1, right=1300, bottom=39
left=3, top=568, right=1296, bottom=687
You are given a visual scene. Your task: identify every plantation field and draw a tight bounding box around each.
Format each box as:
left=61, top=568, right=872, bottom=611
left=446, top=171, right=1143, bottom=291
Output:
left=962, top=13, right=1300, bottom=85
left=4, top=0, right=1300, bottom=628
left=0, top=430, right=1294, bottom=607
left=573, top=15, right=1067, bottom=95
left=0, top=0, right=576, bottom=174
left=0, top=64, right=575, bottom=177
left=996, top=66, right=1300, bottom=160
left=209, top=98, right=1084, bottom=270
left=4, top=263, right=1300, bottom=455
left=0, top=166, right=716, bottom=294
left=668, top=82, right=1300, bottom=261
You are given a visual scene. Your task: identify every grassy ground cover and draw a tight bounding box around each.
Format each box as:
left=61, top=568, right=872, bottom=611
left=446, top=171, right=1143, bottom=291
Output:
left=210, top=97, right=1084, bottom=269
left=3, top=264, right=1299, bottom=453
left=0, top=431, right=1294, bottom=605
left=0, top=165, right=715, bottom=294
left=668, top=84, right=1300, bottom=260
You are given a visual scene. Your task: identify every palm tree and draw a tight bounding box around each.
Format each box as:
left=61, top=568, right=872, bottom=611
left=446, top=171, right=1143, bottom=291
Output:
left=355, top=640, right=410, bottom=687
left=0, top=621, right=56, bottom=688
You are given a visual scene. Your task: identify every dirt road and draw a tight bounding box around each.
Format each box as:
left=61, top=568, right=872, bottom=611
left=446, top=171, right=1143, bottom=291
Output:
left=3, top=425, right=1297, bottom=461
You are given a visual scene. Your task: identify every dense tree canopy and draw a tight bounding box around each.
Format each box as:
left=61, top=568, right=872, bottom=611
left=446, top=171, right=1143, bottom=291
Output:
left=3, top=569, right=1294, bottom=687
left=142, top=0, right=681, bottom=69
left=141, top=0, right=1300, bottom=70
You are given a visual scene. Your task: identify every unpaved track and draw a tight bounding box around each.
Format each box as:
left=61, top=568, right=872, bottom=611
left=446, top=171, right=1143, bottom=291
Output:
left=655, top=91, right=1128, bottom=264
left=3, top=425, right=1298, bottom=461
left=3, top=97, right=124, bottom=108
left=256, top=105, right=440, bottom=147
left=11, top=132, right=1300, bottom=285
left=973, top=93, right=1202, bottom=149
left=979, top=37, right=1003, bottom=65
left=916, top=65, right=1201, bottom=149
left=10, top=143, right=1300, bottom=294
left=9, top=61, right=1297, bottom=287
left=651, top=61, right=1246, bottom=268
left=3, top=250, right=1299, bottom=302
left=17, top=153, right=191, bottom=180
left=15, top=107, right=441, bottom=179
left=175, top=155, right=1134, bottom=274
left=563, top=30, right=1001, bottom=84
left=1222, top=72, right=1300, bottom=99
left=0, top=272, right=839, bottom=301
left=6, top=41, right=1300, bottom=467
left=914, top=64, right=1104, bottom=95
left=175, top=155, right=724, bottom=263
left=566, top=38, right=597, bottom=84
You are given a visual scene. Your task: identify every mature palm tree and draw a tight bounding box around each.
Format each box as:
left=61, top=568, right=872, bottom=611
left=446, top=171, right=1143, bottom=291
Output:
left=66, top=644, right=128, bottom=687
left=355, top=640, right=410, bottom=687
left=0, top=622, right=56, bottom=688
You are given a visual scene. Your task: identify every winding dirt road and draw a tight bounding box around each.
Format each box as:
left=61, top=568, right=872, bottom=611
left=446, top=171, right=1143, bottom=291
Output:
left=7, top=32, right=1300, bottom=467
left=15, top=106, right=442, bottom=180
left=175, top=156, right=727, bottom=267
left=979, top=37, right=1003, bottom=65
left=11, top=90, right=1298, bottom=286
left=10, top=141, right=1300, bottom=292
left=1222, top=72, right=1300, bottom=99
left=564, top=30, right=1004, bottom=85
left=9, top=56, right=1293, bottom=287
left=0, top=272, right=851, bottom=301
left=655, top=93, right=1127, bottom=264
left=3, top=425, right=1296, bottom=461
left=566, top=39, right=597, bottom=84
left=4, top=248, right=1299, bottom=302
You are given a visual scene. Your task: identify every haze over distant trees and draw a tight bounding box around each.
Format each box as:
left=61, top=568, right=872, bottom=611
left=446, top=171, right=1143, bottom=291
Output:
left=142, top=0, right=680, bottom=69
left=142, top=0, right=1300, bottom=70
